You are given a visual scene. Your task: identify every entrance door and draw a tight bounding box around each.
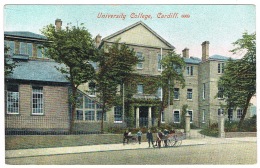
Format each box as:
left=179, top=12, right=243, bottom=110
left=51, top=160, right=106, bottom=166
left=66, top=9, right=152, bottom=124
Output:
left=139, top=106, right=148, bottom=127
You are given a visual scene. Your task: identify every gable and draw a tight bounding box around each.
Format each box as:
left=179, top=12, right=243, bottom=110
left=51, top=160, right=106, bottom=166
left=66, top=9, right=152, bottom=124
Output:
left=104, top=22, right=173, bottom=49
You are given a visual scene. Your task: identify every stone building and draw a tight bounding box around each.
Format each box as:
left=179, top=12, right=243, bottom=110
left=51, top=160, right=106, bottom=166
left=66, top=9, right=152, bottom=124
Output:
left=90, top=21, right=251, bottom=129
left=4, top=20, right=252, bottom=133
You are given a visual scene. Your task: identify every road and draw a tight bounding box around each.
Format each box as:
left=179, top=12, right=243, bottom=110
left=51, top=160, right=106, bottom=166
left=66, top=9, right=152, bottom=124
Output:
left=6, top=142, right=256, bottom=165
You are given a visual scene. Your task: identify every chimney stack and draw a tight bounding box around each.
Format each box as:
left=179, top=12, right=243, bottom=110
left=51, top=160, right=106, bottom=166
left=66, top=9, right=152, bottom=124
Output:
left=95, top=34, right=102, bottom=48
left=201, top=41, right=209, bottom=61
left=182, top=48, right=189, bottom=58
left=55, top=19, right=62, bottom=31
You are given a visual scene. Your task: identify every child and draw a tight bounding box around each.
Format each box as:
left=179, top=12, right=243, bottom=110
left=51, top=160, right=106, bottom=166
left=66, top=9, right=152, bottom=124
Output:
left=137, top=130, right=142, bottom=144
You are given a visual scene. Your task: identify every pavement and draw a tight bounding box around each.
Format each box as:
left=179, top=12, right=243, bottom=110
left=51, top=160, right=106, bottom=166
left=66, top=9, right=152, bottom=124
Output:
left=5, top=136, right=257, bottom=159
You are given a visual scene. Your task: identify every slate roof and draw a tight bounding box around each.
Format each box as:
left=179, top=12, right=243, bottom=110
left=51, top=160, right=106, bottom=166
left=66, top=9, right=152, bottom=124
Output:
left=6, top=60, right=69, bottom=84
left=184, top=57, right=201, bottom=64
left=209, top=54, right=231, bottom=61
left=4, top=31, right=47, bottom=40
left=102, top=21, right=175, bottom=49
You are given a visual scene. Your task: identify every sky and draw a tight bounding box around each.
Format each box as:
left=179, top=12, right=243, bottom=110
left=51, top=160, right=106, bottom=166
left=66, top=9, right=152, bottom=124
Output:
left=3, top=4, right=256, bottom=59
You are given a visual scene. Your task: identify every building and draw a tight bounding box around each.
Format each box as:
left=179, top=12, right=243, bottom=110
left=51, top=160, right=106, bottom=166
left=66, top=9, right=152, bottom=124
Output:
left=91, top=21, right=251, bottom=129
left=4, top=20, right=252, bottom=133
left=4, top=31, right=71, bottom=134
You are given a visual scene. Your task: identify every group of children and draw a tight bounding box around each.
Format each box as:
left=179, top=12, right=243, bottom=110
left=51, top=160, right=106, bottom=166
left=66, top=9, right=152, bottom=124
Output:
left=123, top=128, right=175, bottom=148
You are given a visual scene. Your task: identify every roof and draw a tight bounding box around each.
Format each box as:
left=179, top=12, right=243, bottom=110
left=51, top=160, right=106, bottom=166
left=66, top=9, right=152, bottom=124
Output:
left=102, top=21, right=174, bottom=49
left=4, top=31, right=47, bottom=40
left=184, top=57, right=201, bottom=64
left=6, top=60, right=69, bottom=84
left=209, top=54, right=231, bottom=61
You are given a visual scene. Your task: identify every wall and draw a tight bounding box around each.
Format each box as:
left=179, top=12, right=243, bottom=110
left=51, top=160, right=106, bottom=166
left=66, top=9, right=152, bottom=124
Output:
left=5, top=84, right=70, bottom=132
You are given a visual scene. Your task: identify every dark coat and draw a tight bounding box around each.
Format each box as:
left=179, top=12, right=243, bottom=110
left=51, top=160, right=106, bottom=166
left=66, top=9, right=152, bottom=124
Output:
left=146, top=132, right=153, bottom=140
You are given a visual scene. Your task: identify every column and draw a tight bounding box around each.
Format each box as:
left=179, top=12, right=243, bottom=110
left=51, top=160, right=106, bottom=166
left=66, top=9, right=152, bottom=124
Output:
left=136, top=107, right=139, bottom=128
left=148, top=106, right=152, bottom=128
left=185, top=113, right=191, bottom=138
left=218, top=114, right=225, bottom=138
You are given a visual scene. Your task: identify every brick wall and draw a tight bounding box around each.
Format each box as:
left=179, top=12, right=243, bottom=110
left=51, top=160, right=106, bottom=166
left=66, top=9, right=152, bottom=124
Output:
left=5, top=84, right=70, bottom=131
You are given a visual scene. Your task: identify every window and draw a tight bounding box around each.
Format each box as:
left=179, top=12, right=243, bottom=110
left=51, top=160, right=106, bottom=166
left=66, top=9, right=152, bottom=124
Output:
left=157, top=54, right=162, bottom=70
left=32, top=86, right=44, bottom=115
left=187, top=66, right=193, bottom=76
left=218, top=87, right=224, bottom=99
left=28, top=43, right=33, bottom=57
left=114, top=106, right=123, bottom=123
left=173, top=111, right=180, bottom=123
left=188, top=110, right=193, bottom=122
left=4, top=40, right=15, bottom=55
left=85, top=110, right=95, bottom=121
left=76, top=93, right=83, bottom=108
left=203, top=83, right=206, bottom=99
left=174, top=88, right=179, bottom=100
left=6, top=85, right=19, bottom=114
left=76, top=110, right=83, bottom=120
left=136, top=52, right=144, bottom=69
left=237, top=109, right=243, bottom=119
left=37, top=45, right=43, bottom=58
left=137, top=84, right=143, bottom=94
left=76, top=93, right=103, bottom=121
left=97, top=110, right=107, bottom=121
left=161, top=111, right=165, bottom=123
left=85, top=97, right=95, bottom=109
left=187, top=89, right=193, bottom=100
left=37, top=45, right=47, bottom=58
left=202, top=109, right=205, bottom=123
left=88, top=82, right=96, bottom=97
left=228, top=109, right=233, bottom=121
left=218, top=108, right=224, bottom=115
left=173, top=64, right=182, bottom=74
left=157, top=87, right=162, bottom=100
left=20, top=42, right=28, bottom=55
left=218, top=63, right=225, bottom=74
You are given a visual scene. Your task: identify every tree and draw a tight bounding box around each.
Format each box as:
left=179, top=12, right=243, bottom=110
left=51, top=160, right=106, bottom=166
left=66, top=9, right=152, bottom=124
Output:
left=4, top=45, right=17, bottom=76
left=158, top=50, right=186, bottom=127
left=41, top=23, right=97, bottom=132
left=218, top=32, right=256, bottom=128
left=96, top=42, right=138, bottom=133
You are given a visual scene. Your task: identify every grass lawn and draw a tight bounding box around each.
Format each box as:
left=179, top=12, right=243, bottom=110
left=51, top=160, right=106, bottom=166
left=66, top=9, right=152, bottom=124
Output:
left=5, top=134, right=123, bottom=150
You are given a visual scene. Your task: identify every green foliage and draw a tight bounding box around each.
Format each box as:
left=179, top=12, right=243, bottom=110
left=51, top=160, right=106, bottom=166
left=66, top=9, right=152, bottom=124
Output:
left=225, top=115, right=256, bottom=132
left=41, top=23, right=96, bottom=88
left=199, top=127, right=219, bottom=137
left=125, top=74, right=160, bottom=99
left=158, top=50, right=186, bottom=126
left=200, top=115, right=257, bottom=137
left=41, top=23, right=97, bottom=132
left=96, top=41, right=138, bottom=132
left=4, top=45, right=17, bottom=76
left=218, top=32, right=256, bottom=127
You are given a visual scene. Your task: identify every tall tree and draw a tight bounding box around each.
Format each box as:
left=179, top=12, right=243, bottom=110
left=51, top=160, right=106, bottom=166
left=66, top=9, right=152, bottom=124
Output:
left=41, top=23, right=97, bottom=132
left=158, top=50, right=186, bottom=127
left=218, top=32, right=256, bottom=128
left=96, top=42, right=138, bottom=133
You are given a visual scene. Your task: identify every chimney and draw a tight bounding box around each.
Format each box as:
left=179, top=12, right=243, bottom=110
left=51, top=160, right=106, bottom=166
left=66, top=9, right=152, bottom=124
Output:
left=95, top=34, right=102, bottom=47
left=55, top=19, right=62, bottom=31
left=182, top=48, right=189, bottom=58
left=201, top=41, right=209, bottom=61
